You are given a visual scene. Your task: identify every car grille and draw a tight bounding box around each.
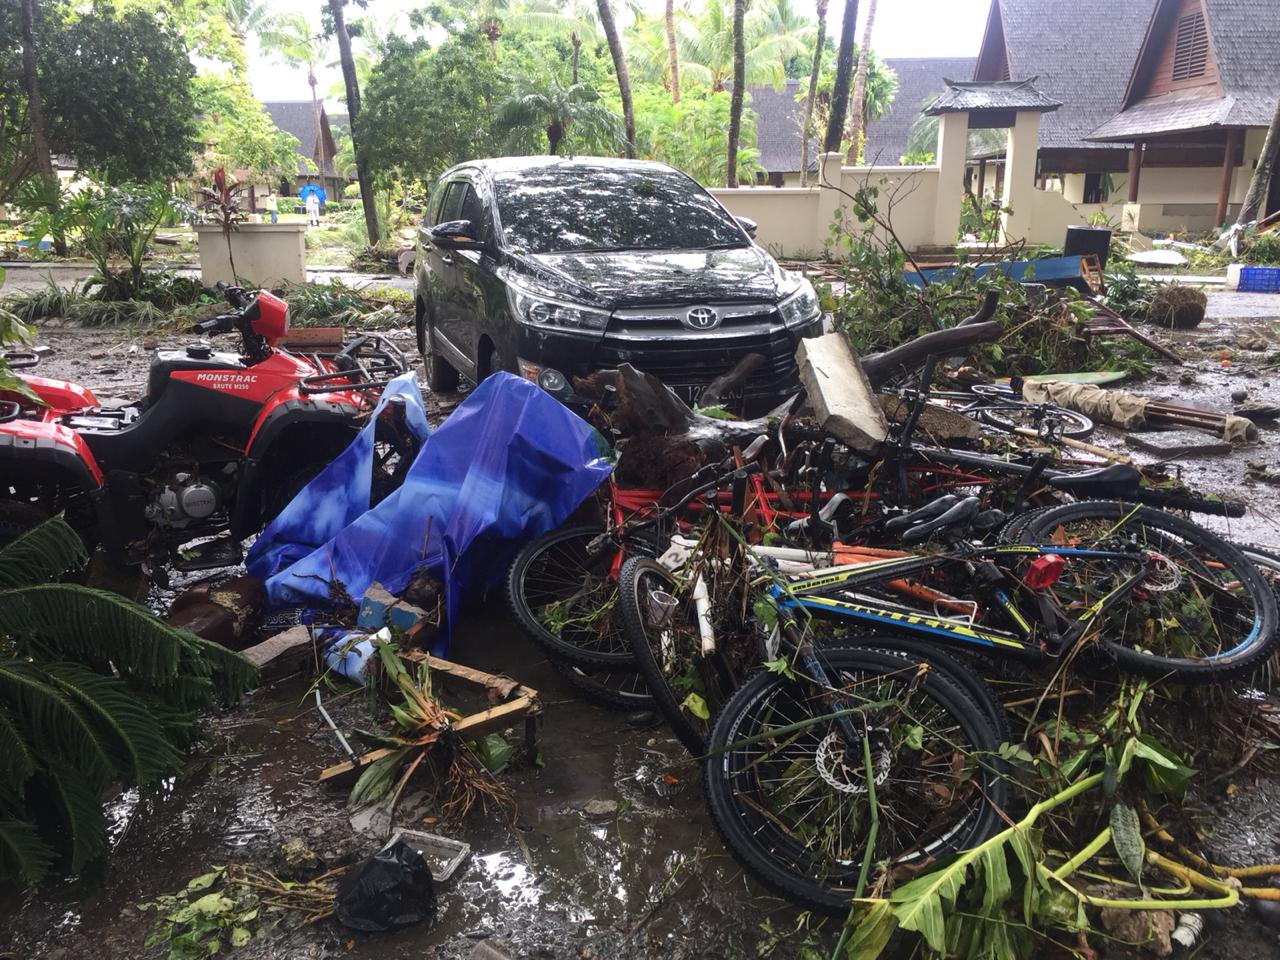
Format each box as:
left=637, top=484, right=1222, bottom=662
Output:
left=594, top=321, right=799, bottom=402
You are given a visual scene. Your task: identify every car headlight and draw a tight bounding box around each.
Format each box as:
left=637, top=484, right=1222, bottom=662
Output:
left=779, top=278, right=821, bottom=329
left=509, top=287, right=610, bottom=334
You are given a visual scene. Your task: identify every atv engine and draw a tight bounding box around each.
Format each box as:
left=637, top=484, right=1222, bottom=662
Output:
left=145, top=471, right=224, bottom=528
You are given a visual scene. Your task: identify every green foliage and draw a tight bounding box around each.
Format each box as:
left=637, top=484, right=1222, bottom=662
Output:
left=1242, top=231, right=1280, bottom=265
left=65, top=181, right=189, bottom=302
left=0, top=518, right=257, bottom=885
left=632, top=87, right=763, bottom=185
left=142, top=867, right=265, bottom=959
left=1101, top=259, right=1157, bottom=321
left=193, top=73, right=300, bottom=181
left=38, top=5, right=199, bottom=183
left=361, top=33, right=509, bottom=187
left=0, top=267, right=39, bottom=402
left=496, top=71, right=624, bottom=156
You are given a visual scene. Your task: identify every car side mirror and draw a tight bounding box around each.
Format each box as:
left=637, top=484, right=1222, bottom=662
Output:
left=429, top=219, right=484, bottom=250
left=736, top=216, right=758, bottom=239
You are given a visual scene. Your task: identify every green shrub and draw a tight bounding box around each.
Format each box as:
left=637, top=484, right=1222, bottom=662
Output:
left=1243, top=231, right=1280, bottom=266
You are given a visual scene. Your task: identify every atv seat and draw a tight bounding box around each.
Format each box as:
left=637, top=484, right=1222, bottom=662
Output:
left=1046, top=463, right=1141, bottom=498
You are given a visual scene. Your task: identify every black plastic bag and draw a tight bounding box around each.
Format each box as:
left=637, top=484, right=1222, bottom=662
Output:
left=335, top=839, right=437, bottom=932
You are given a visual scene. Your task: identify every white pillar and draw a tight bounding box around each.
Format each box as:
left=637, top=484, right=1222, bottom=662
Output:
left=934, top=112, right=969, bottom=244
left=1001, top=110, right=1042, bottom=243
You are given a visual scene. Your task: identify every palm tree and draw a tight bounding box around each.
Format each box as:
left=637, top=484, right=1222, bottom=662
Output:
left=822, top=0, right=858, bottom=154
left=665, top=0, right=681, bottom=103
left=0, top=518, right=255, bottom=886
left=497, top=72, right=624, bottom=155
left=760, top=0, right=813, bottom=73
left=260, top=14, right=331, bottom=191
left=328, top=0, right=379, bottom=245
left=222, top=0, right=270, bottom=47
left=847, top=0, right=878, bottom=162
left=798, top=0, right=828, bottom=186
left=676, top=0, right=807, bottom=93
left=596, top=0, right=637, bottom=157
left=725, top=0, right=746, bottom=187
left=506, top=0, right=600, bottom=85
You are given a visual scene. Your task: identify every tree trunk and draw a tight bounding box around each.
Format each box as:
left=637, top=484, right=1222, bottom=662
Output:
left=822, top=0, right=859, bottom=155
left=725, top=0, right=746, bottom=187
left=596, top=0, right=636, bottom=158
left=799, top=0, right=828, bottom=187
left=548, top=120, right=564, bottom=155
left=665, top=0, right=681, bottom=104
left=330, top=0, right=380, bottom=245
left=18, top=0, right=52, bottom=180
left=1236, top=101, right=1280, bottom=227
left=308, top=72, right=327, bottom=200
left=571, top=34, right=581, bottom=85
left=847, top=0, right=877, bottom=163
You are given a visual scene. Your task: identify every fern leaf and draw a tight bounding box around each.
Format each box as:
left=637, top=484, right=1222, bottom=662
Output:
left=0, top=516, right=87, bottom=589
left=180, top=635, right=259, bottom=702
left=41, top=759, right=109, bottom=872
left=44, top=663, right=184, bottom=784
left=0, top=660, right=116, bottom=783
left=0, top=819, right=56, bottom=885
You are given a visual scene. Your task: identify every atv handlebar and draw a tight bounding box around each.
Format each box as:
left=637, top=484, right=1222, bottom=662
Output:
left=187, top=283, right=256, bottom=335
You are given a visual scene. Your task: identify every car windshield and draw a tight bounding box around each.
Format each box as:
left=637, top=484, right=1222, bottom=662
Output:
left=493, top=166, right=747, bottom=255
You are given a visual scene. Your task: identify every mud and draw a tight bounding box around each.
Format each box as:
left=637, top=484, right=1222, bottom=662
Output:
left=5, top=292, right=1280, bottom=959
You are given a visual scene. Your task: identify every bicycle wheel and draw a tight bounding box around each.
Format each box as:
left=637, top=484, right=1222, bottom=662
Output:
left=704, top=647, right=1007, bottom=913
left=618, top=555, right=755, bottom=755
left=555, top=663, right=654, bottom=711
left=979, top=403, right=1095, bottom=440
left=506, top=524, right=635, bottom=670
left=1017, top=501, right=1279, bottom=682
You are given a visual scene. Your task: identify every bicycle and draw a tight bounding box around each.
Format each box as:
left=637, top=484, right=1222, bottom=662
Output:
left=891, top=382, right=1096, bottom=439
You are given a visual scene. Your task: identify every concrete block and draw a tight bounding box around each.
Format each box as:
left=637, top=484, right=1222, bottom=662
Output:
left=357, top=582, right=429, bottom=633
left=795, top=334, right=889, bottom=454
left=1125, top=430, right=1231, bottom=458
left=195, top=223, right=307, bottom=286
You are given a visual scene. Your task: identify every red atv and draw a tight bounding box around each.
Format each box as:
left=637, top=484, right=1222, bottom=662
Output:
left=0, top=284, right=416, bottom=571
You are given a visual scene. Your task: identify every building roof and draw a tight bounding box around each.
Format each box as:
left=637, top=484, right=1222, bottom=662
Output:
left=864, top=57, right=977, bottom=163
left=262, top=100, right=349, bottom=178
left=1088, top=0, right=1280, bottom=142
left=746, top=80, right=815, bottom=175
left=979, top=0, right=1159, bottom=150
left=923, top=78, right=1060, bottom=115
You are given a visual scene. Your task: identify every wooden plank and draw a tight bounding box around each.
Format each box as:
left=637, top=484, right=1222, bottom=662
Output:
left=316, top=697, right=536, bottom=785
left=281, top=327, right=345, bottom=349
left=239, top=626, right=315, bottom=681
left=401, top=651, right=539, bottom=703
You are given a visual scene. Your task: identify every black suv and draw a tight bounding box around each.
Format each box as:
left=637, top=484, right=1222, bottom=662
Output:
left=413, top=156, right=823, bottom=411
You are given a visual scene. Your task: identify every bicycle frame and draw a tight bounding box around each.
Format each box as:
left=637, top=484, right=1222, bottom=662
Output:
left=771, top=544, right=1151, bottom=661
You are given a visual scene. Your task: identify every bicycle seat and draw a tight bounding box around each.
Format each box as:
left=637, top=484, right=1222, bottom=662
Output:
left=901, top=496, right=981, bottom=545
left=1046, top=464, right=1141, bottom=497
left=883, top=494, right=961, bottom=535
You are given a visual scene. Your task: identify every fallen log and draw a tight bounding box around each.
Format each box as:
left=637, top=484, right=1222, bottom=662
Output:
left=699, top=353, right=765, bottom=409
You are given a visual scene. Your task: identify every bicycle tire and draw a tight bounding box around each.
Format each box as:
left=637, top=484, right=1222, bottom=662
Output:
left=1016, top=501, right=1279, bottom=683
left=555, top=663, right=655, bottom=711
left=618, top=555, right=749, bottom=755
left=703, top=647, right=1008, bottom=914
left=979, top=403, right=1095, bottom=440
left=506, top=524, right=636, bottom=670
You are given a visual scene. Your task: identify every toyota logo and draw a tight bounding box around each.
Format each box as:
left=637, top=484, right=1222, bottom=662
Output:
left=685, top=306, right=720, bottom=330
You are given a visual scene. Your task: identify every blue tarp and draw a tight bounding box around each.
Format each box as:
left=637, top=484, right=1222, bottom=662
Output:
left=245, top=372, right=613, bottom=652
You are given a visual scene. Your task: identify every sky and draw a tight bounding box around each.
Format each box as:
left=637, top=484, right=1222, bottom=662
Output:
left=246, top=0, right=992, bottom=105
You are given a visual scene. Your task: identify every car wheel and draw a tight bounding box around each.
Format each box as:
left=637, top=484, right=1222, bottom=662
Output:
left=419, top=303, right=460, bottom=393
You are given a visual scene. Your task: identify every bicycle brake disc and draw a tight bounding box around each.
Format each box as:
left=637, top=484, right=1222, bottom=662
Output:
left=815, top=730, right=892, bottom=795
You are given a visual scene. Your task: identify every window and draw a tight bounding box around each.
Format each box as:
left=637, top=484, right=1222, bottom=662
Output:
left=436, top=181, right=467, bottom=224
left=1171, top=13, right=1208, bottom=81
left=458, top=184, right=487, bottom=237
left=1083, top=173, right=1110, bottom=205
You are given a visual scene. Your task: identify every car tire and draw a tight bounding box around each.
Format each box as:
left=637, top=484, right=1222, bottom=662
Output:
left=419, top=306, right=460, bottom=393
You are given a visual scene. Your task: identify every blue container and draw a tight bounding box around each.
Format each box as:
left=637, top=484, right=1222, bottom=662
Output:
left=1237, top=266, right=1280, bottom=293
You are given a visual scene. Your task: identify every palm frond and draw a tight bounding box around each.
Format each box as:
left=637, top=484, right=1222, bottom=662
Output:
left=0, top=516, right=87, bottom=589
left=0, top=704, right=36, bottom=791
left=0, top=584, right=189, bottom=683
left=41, top=760, right=110, bottom=872
left=0, top=660, right=113, bottom=782
left=181, top=635, right=258, bottom=703
left=0, top=819, right=55, bottom=885
left=45, top=663, right=184, bottom=784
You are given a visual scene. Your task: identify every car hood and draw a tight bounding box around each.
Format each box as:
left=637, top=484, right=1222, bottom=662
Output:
left=524, top=247, right=784, bottom=308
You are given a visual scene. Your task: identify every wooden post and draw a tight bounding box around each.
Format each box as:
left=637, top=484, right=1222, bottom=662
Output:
left=1127, top=140, right=1144, bottom=202
left=977, top=158, right=987, bottom=197
left=1216, top=129, right=1240, bottom=226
